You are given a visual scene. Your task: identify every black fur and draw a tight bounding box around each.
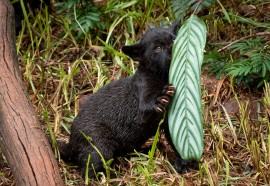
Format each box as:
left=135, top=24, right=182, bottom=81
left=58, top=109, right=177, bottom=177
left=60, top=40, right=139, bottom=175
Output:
left=59, top=21, right=198, bottom=178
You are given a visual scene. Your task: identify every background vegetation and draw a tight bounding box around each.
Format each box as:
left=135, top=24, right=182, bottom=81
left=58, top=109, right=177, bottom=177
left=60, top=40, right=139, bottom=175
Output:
left=1, top=0, right=270, bottom=185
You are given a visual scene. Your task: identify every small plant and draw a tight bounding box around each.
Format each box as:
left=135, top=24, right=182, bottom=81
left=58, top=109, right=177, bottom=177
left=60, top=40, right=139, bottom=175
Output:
left=227, top=38, right=270, bottom=87
left=204, top=38, right=270, bottom=87
left=54, top=0, right=105, bottom=37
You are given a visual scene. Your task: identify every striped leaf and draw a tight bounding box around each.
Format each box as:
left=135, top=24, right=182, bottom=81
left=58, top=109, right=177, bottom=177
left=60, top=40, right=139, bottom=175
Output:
left=168, top=15, right=206, bottom=161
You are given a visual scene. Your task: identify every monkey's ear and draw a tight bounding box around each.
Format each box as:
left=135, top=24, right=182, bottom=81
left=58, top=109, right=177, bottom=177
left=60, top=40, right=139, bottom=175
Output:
left=169, top=19, right=180, bottom=35
left=122, top=43, right=143, bottom=62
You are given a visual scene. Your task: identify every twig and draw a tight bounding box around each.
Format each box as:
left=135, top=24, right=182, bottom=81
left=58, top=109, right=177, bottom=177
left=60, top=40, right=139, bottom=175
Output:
left=218, top=32, right=270, bottom=52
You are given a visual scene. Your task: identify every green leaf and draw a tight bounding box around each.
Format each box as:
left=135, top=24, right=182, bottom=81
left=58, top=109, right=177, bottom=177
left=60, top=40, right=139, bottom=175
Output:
left=168, top=15, right=206, bottom=161
left=171, top=0, right=216, bottom=20
left=171, top=0, right=192, bottom=20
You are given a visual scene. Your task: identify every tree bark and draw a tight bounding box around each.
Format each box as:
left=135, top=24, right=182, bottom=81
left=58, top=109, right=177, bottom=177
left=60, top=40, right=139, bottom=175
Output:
left=0, top=1, right=64, bottom=185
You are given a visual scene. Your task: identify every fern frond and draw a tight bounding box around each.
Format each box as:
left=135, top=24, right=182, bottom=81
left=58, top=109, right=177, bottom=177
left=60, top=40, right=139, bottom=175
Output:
left=227, top=52, right=270, bottom=87
left=228, top=38, right=265, bottom=54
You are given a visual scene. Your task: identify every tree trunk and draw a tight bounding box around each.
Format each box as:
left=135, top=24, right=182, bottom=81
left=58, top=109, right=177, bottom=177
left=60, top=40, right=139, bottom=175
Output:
left=0, top=1, right=64, bottom=185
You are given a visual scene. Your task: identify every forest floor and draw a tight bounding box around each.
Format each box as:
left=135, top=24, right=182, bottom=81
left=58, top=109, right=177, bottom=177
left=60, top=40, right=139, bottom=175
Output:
left=1, top=0, right=270, bottom=185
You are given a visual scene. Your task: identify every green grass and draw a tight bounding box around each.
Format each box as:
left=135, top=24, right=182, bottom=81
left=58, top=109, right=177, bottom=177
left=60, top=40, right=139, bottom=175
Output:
left=0, top=0, right=268, bottom=185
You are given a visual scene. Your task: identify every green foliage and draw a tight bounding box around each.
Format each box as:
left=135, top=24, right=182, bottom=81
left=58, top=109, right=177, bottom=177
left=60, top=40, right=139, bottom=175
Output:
left=204, top=38, right=270, bottom=87
left=53, top=0, right=175, bottom=44
left=171, top=0, right=216, bottom=20
left=54, top=0, right=104, bottom=37
left=229, top=38, right=267, bottom=54
left=168, top=15, right=206, bottom=161
left=228, top=53, right=270, bottom=86
left=203, top=51, right=230, bottom=78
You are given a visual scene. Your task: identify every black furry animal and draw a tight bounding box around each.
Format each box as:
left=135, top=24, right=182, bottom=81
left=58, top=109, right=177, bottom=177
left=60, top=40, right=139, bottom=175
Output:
left=59, top=21, right=198, bottom=178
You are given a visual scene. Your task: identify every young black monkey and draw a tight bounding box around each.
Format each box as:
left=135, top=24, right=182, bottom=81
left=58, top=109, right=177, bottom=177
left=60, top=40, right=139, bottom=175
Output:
left=58, top=20, right=198, bottom=178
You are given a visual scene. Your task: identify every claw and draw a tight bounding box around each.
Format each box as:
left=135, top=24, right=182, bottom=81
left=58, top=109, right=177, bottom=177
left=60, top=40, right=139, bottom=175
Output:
left=161, top=98, right=169, bottom=103
left=166, top=90, right=175, bottom=95
left=156, top=107, right=163, bottom=113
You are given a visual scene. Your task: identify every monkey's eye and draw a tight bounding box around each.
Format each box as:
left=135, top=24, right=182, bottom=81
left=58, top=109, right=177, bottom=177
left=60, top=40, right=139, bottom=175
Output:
left=155, top=46, right=163, bottom=53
